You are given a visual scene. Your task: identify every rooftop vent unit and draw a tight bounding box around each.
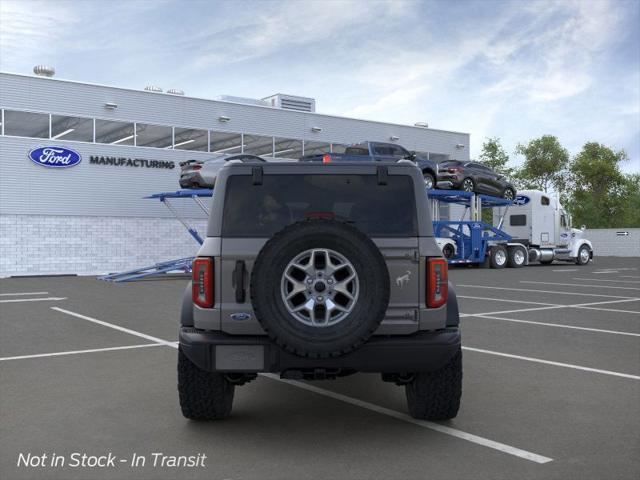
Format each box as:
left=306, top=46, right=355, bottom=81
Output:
left=216, top=95, right=270, bottom=107
left=167, top=88, right=185, bottom=96
left=144, top=85, right=163, bottom=93
left=33, top=65, right=55, bottom=77
left=262, top=94, right=316, bottom=113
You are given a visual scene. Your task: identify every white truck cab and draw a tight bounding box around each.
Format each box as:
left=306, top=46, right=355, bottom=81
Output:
left=494, top=190, right=593, bottom=265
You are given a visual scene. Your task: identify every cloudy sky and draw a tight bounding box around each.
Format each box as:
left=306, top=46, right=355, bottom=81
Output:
left=1, top=0, right=638, bottom=172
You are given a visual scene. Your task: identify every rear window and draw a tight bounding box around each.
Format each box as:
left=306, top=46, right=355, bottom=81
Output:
left=222, top=174, right=417, bottom=237
left=439, top=160, right=462, bottom=167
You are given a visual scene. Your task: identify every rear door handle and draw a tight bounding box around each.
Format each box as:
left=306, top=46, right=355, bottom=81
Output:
left=233, top=260, right=246, bottom=303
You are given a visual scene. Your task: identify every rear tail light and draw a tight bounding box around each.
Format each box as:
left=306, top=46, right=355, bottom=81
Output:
left=192, top=165, right=202, bottom=170
left=192, top=257, right=214, bottom=308
left=448, top=167, right=460, bottom=173
left=427, top=258, right=448, bottom=308
left=322, top=154, right=332, bottom=164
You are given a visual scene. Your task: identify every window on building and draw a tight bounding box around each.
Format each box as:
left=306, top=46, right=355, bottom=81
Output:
left=51, top=115, right=93, bottom=142
left=303, top=141, right=331, bottom=156
left=210, top=131, right=243, bottom=154
left=3, top=110, right=49, bottom=138
left=244, top=134, right=274, bottom=156
left=173, top=127, right=208, bottom=151
left=510, top=215, right=527, bottom=226
left=135, top=123, right=173, bottom=148
left=273, top=137, right=303, bottom=159
left=95, top=119, right=135, bottom=145
left=541, top=196, right=550, bottom=206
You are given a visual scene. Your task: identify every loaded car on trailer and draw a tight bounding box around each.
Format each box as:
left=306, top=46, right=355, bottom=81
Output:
left=178, top=160, right=462, bottom=421
left=437, top=160, right=517, bottom=200
left=300, top=141, right=440, bottom=190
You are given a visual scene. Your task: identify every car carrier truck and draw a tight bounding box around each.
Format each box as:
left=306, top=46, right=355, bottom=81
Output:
left=431, top=189, right=593, bottom=267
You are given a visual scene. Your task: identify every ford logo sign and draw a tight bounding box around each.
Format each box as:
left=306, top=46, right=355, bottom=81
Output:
left=28, top=146, right=82, bottom=168
left=514, top=195, right=530, bottom=206
left=230, top=312, right=251, bottom=321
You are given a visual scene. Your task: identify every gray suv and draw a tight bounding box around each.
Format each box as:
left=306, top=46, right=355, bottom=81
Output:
left=179, top=161, right=462, bottom=421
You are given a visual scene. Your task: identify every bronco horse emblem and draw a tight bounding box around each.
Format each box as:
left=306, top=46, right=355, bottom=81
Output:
left=395, top=270, right=411, bottom=288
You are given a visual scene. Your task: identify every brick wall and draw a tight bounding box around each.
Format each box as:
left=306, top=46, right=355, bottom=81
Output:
left=0, top=214, right=206, bottom=277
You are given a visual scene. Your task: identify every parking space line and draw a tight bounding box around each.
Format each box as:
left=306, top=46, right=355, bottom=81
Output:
left=262, top=373, right=553, bottom=464
left=521, top=281, right=640, bottom=291
left=465, top=314, right=640, bottom=337
left=51, top=307, right=177, bottom=347
left=573, top=278, right=640, bottom=284
left=460, top=298, right=640, bottom=318
left=0, top=291, right=49, bottom=296
left=0, top=343, right=163, bottom=362
left=456, top=284, right=638, bottom=299
left=574, top=306, right=640, bottom=315
left=458, top=295, right=559, bottom=307
left=620, top=275, right=640, bottom=279
left=462, top=347, right=640, bottom=380
left=0, top=297, right=66, bottom=303
left=552, top=269, right=578, bottom=272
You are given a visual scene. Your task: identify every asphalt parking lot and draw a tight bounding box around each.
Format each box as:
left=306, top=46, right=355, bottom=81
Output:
left=1, top=257, right=639, bottom=480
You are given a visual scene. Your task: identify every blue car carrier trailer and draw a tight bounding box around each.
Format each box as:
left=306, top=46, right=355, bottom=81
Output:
left=428, top=189, right=526, bottom=268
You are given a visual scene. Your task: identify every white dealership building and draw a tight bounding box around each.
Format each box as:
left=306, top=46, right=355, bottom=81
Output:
left=0, top=69, right=470, bottom=277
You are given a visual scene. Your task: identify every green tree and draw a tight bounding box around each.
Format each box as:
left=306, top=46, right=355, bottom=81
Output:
left=515, top=135, right=569, bottom=193
left=565, top=142, right=636, bottom=228
left=479, top=137, right=513, bottom=176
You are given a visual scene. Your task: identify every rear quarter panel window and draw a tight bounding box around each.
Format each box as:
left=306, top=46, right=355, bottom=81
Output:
left=222, top=174, right=417, bottom=237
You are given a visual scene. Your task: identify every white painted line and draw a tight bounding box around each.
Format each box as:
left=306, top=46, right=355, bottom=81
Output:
left=458, top=295, right=559, bottom=307
left=620, top=275, right=640, bottom=279
left=51, top=307, right=176, bottom=347
left=460, top=298, right=640, bottom=317
left=0, top=343, right=163, bottom=362
left=261, top=373, right=553, bottom=464
left=462, top=347, right=640, bottom=380
left=0, top=297, right=67, bottom=303
left=573, top=278, right=640, bottom=284
left=465, top=314, right=640, bottom=337
left=574, top=306, right=640, bottom=315
left=521, top=281, right=640, bottom=291
left=456, top=284, right=637, bottom=299
left=552, top=269, right=578, bottom=272
left=0, top=292, right=49, bottom=296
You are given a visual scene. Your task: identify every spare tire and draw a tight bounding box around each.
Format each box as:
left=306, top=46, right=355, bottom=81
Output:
left=251, top=219, right=390, bottom=358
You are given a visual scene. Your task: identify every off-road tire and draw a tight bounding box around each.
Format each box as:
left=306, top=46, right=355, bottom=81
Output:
left=489, top=245, right=508, bottom=269
left=406, top=349, right=462, bottom=420
left=178, top=347, right=235, bottom=420
left=251, top=219, right=390, bottom=358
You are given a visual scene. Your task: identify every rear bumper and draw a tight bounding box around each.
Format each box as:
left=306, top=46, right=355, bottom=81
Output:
left=179, top=327, right=461, bottom=374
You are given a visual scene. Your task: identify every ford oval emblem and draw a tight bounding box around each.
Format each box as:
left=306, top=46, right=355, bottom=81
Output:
left=28, top=146, right=82, bottom=168
left=230, top=312, right=251, bottom=321
left=514, top=195, right=530, bottom=206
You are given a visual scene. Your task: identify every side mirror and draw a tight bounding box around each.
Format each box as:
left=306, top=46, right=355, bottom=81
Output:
left=407, top=151, right=416, bottom=160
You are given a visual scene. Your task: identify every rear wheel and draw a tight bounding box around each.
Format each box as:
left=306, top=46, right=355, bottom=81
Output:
left=461, top=178, right=474, bottom=192
left=406, top=349, right=462, bottom=420
left=178, top=347, right=235, bottom=420
left=423, top=171, right=435, bottom=190
left=489, top=245, right=508, bottom=269
left=503, top=187, right=515, bottom=201
left=507, top=246, right=526, bottom=268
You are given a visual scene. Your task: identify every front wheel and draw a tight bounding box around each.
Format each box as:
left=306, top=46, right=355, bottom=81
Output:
left=406, top=349, right=462, bottom=420
left=423, top=171, right=435, bottom=190
left=576, top=245, right=591, bottom=265
left=503, top=187, right=515, bottom=201
left=178, top=347, right=235, bottom=420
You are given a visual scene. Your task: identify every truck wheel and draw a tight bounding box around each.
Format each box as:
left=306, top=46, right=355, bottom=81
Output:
left=576, top=245, right=591, bottom=265
left=178, top=347, right=235, bottom=420
left=507, top=246, right=526, bottom=268
left=423, top=171, right=435, bottom=190
left=406, top=348, right=462, bottom=420
left=489, top=245, right=507, bottom=269
left=251, top=219, right=390, bottom=358
left=461, top=178, right=475, bottom=192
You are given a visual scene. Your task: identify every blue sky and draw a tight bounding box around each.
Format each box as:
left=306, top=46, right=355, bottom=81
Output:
left=1, top=0, right=638, bottom=172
